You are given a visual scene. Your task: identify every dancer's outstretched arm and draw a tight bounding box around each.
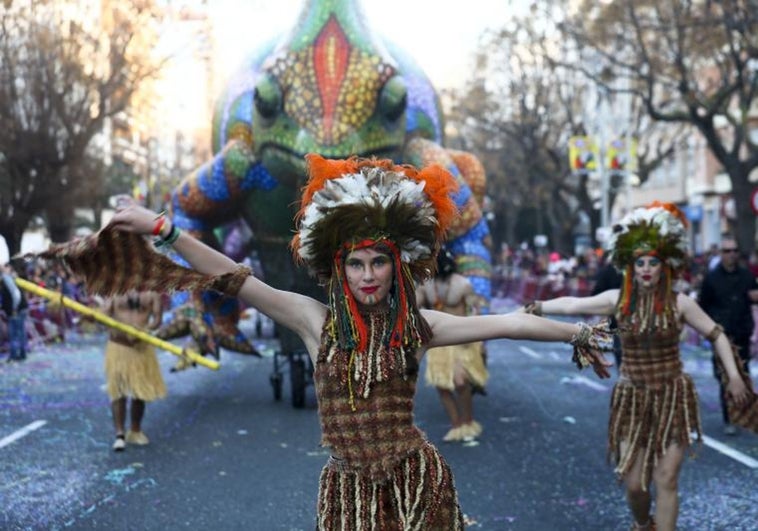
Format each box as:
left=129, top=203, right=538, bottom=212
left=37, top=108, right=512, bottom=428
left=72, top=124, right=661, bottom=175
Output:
left=108, top=201, right=326, bottom=355
left=421, top=310, right=613, bottom=378
left=520, top=289, right=620, bottom=317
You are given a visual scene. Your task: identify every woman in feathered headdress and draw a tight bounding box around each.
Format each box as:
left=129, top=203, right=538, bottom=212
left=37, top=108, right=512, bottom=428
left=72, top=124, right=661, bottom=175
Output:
left=108, top=154, right=613, bottom=529
left=521, top=202, right=754, bottom=531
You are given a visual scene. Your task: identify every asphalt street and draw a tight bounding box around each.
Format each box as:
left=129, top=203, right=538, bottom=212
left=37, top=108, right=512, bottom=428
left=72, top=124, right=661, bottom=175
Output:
left=2, top=302, right=757, bottom=530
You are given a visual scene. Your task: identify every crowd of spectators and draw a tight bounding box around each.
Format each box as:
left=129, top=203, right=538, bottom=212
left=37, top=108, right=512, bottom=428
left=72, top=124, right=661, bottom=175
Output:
left=4, top=242, right=758, bottom=359
left=493, top=243, right=755, bottom=302
left=492, top=242, right=758, bottom=354
left=0, top=260, right=98, bottom=359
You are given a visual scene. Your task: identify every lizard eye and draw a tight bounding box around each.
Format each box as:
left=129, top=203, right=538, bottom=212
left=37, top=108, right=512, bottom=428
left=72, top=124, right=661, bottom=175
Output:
left=378, top=76, right=407, bottom=123
left=254, top=74, right=282, bottom=121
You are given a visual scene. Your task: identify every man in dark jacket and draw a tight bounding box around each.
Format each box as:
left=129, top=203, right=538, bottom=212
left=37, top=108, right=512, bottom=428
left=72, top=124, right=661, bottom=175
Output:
left=699, top=237, right=758, bottom=435
left=592, top=251, right=623, bottom=370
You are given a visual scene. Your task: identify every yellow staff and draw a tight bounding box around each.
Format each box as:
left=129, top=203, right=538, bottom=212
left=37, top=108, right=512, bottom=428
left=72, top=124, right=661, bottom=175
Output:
left=15, top=277, right=219, bottom=371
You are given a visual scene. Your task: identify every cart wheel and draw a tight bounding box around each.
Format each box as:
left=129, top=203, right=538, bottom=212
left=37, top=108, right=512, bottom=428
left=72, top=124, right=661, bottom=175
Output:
left=270, top=372, right=283, bottom=401
left=290, top=357, right=306, bottom=408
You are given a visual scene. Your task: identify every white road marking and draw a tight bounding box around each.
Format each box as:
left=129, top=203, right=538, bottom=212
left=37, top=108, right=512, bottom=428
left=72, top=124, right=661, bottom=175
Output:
left=559, top=375, right=609, bottom=392
left=0, top=420, right=47, bottom=449
left=701, top=434, right=758, bottom=468
left=518, top=346, right=541, bottom=359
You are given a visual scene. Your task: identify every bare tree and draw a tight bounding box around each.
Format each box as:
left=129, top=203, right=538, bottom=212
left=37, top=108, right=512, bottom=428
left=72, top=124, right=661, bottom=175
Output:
left=558, top=0, right=758, bottom=252
left=0, top=0, right=162, bottom=254
left=447, top=3, right=682, bottom=254
left=447, top=19, right=591, bottom=254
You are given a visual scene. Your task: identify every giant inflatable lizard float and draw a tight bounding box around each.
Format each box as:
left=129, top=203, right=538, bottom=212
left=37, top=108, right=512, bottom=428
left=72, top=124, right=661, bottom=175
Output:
left=160, top=0, right=492, bottom=356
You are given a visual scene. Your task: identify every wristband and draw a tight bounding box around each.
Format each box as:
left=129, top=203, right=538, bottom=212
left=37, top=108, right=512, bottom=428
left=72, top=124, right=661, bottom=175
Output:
left=524, top=301, right=543, bottom=316
left=164, top=224, right=181, bottom=245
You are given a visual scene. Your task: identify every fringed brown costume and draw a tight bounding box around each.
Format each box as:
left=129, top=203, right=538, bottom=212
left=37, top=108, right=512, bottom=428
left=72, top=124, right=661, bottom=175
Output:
left=314, top=307, right=464, bottom=530
left=608, top=282, right=758, bottom=491
left=32, top=226, right=251, bottom=298
left=711, top=325, right=758, bottom=433
left=609, top=291, right=701, bottom=490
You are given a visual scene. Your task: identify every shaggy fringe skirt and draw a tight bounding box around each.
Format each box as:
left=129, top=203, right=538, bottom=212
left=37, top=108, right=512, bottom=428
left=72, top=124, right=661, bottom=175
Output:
left=424, top=342, right=488, bottom=391
left=316, top=442, right=464, bottom=530
left=105, top=340, right=167, bottom=401
left=608, top=373, right=701, bottom=490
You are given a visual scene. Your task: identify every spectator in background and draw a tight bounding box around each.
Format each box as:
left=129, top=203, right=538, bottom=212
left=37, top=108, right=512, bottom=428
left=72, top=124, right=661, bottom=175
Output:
left=748, top=250, right=758, bottom=278
left=707, top=242, right=721, bottom=271
left=592, top=251, right=623, bottom=369
left=1, top=262, right=29, bottom=362
left=699, top=236, right=758, bottom=435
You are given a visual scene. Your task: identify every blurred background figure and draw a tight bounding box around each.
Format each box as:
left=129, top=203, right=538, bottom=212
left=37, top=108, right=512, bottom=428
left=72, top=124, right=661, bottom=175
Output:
left=1, top=262, right=28, bottom=362
left=102, top=290, right=166, bottom=451
left=699, top=236, right=758, bottom=436
left=416, top=249, right=489, bottom=442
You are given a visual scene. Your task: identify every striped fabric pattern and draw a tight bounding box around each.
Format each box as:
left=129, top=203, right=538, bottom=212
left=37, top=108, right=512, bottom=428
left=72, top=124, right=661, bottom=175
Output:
left=716, top=347, right=758, bottom=433
left=314, top=310, right=464, bottom=529
left=32, top=226, right=250, bottom=297
left=609, top=325, right=702, bottom=490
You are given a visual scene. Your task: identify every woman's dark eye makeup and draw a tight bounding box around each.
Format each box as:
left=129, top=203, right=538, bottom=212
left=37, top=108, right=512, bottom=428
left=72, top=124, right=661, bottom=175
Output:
left=347, top=256, right=389, bottom=268
left=635, top=257, right=660, bottom=267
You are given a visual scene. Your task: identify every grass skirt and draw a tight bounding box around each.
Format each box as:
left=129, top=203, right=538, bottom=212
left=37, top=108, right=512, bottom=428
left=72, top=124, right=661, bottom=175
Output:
left=105, top=340, right=167, bottom=401
left=424, top=342, right=488, bottom=390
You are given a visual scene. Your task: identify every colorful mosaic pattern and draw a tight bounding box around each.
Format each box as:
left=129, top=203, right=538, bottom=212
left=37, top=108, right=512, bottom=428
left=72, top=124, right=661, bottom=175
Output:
left=165, top=0, right=493, bottom=352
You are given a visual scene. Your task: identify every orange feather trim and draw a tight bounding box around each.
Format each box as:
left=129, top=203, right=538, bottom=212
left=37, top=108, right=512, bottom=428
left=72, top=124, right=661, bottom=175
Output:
left=411, top=164, right=459, bottom=236
left=295, top=153, right=459, bottom=251
left=647, top=201, right=689, bottom=228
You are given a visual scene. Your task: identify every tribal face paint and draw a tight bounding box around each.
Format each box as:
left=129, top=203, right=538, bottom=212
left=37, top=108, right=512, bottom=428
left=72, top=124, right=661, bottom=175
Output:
left=344, top=248, right=393, bottom=306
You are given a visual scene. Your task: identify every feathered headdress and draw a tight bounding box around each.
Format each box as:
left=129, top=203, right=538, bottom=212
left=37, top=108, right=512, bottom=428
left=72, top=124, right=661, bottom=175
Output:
left=290, top=154, right=459, bottom=358
left=292, top=154, right=459, bottom=281
left=608, top=201, right=689, bottom=272
left=608, top=201, right=689, bottom=325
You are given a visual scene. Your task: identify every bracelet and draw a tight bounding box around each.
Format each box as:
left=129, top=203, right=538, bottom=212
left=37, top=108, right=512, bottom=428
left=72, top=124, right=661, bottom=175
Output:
left=152, top=215, right=166, bottom=236
left=524, top=301, right=542, bottom=316
left=153, top=223, right=181, bottom=248
left=568, top=320, right=614, bottom=370
left=164, top=224, right=181, bottom=245
left=210, top=264, right=253, bottom=297
left=706, top=324, right=723, bottom=343
left=569, top=322, right=593, bottom=369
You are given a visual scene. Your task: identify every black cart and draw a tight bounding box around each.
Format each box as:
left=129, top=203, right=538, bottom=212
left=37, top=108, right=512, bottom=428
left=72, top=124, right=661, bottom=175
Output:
left=269, top=349, right=314, bottom=408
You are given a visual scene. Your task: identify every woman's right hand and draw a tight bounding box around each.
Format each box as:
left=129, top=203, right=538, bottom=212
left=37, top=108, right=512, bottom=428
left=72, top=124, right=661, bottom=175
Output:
left=108, top=197, right=164, bottom=236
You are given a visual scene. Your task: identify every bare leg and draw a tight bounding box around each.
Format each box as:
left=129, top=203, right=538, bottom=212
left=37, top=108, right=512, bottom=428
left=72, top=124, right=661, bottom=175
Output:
left=620, top=440, right=653, bottom=527
left=651, top=443, right=684, bottom=531
left=453, top=363, right=474, bottom=425
left=130, top=399, right=146, bottom=433
left=436, top=388, right=460, bottom=427
left=111, top=397, right=127, bottom=436
left=456, top=383, right=474, bottom=424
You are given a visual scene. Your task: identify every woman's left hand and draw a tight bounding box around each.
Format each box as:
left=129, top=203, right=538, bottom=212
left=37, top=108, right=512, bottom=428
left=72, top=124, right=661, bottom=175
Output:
left=727, top=377, right=751, bottom=408
left=587, top=351, right=613, bottom=379
left=108, top=197, right=164, bottom=236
